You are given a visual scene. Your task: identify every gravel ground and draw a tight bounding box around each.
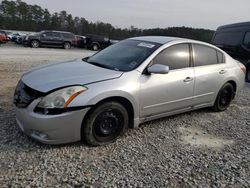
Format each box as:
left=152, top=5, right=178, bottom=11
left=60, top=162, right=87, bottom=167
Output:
left=0, top=44, right=250, bottom=187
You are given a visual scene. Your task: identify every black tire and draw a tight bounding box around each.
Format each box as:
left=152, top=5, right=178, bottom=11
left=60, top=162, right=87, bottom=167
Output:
left=246, top=61, right=250, bottom=82
left=83, top=102, right=129, bottom=146
left=92, top=43, right=99, bottom=51
left=63, top=42, right=71, bottom=49
left=31, top=40, right=39, bottom=48
left=213, top=83, right=234, bottom=112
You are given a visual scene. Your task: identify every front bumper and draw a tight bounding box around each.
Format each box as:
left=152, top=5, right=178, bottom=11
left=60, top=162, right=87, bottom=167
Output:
left=15, top=99, right=90, bottom=144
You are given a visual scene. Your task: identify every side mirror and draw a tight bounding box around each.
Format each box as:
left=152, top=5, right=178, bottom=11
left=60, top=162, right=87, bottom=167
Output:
left=147, top=64, right=169, bottom=74
left=82, top=56, right=90, bottom=61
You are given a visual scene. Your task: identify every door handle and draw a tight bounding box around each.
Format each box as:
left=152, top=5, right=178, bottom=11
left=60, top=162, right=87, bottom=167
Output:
left=219, top=70, right=227, bottom=74
left=184, top=77, right=193, bottom=82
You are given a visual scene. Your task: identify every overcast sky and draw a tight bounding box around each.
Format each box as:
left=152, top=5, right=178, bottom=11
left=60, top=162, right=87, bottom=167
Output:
left=22, top=0, right=250, bottom=30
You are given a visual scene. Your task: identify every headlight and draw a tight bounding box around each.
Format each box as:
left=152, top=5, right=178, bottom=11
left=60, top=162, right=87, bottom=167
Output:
left=37, top=86, right=87, bottom=109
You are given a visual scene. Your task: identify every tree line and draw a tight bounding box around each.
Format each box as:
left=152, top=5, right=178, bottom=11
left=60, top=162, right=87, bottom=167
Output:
left=0, top=0, right=214, bottom=42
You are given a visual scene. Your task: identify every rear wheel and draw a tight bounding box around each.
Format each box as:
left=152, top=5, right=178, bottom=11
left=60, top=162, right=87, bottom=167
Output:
left=213, top=83, right=234, bottom=112
left=83, top=102, right=129, bottom=146
left=63, top=42, right=71, bottom=49
left=31, top=40, right=39, bottom=48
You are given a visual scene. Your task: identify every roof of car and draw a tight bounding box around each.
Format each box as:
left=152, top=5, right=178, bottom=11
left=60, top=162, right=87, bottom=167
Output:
left=41, top=30, right=73, bottom=34
left=217, top=22, right=250, bottom=30
left=130, top=36, right=184, bottom=44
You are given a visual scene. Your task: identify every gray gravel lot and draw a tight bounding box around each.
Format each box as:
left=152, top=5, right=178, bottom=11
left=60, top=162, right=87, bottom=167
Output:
left=0, top=44, right=250, bottom=187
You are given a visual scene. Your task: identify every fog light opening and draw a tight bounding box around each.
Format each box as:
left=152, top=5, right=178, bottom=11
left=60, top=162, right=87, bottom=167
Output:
left=32, top=130, right=49, bottom=140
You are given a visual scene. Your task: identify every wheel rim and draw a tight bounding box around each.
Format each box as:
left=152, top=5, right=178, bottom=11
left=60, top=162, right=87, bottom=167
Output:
left=32, top=41, right=38, bottom=48
left=218, top=86, right=233, bottom=109
left=93, top=109, right=124, bottom=142
left=93, top=45, right=98, bottom=51
left=64, top=43, right=70, bottom=49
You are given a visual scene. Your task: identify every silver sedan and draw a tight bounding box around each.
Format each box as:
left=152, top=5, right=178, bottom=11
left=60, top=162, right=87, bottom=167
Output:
left=14, top=36, right=246, bottom=146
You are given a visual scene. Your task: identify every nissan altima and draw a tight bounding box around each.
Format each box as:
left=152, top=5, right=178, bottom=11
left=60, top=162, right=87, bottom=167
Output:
left=14, top=36, right=246, bottom=146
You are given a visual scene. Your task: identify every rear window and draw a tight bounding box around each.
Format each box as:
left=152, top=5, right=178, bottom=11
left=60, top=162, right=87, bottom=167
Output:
left=213, top=32, right=243, bottom=46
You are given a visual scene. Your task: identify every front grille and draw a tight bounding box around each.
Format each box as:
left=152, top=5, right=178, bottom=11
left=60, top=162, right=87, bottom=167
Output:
left=13, top=80, right=45, bottom=108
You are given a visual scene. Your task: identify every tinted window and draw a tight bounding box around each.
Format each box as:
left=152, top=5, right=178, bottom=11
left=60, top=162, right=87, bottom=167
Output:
left=62, top=33, right=74, bottom=39
left=43, top=32, right=53, bottom=37
left=153, top=44, right=190, bottom=70
left=243, top=32, right=250, bottom=46
left=217, top=51, right=224, bottom=64
left=213, top=32, right=243, bottom=46
left=193, top=44, right=218, bottom=66
left=87, top=40, right=160, bottom=71
left=53, top=32, right=61, bottom=38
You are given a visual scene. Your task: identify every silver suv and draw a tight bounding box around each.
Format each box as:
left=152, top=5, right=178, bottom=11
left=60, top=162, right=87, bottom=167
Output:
left=14, top=36, right=246, bottom=146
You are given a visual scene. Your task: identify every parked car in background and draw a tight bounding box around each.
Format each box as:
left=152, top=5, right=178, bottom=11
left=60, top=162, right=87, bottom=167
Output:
left=14, top=36, right=245, bottom=146
left=212, top=22, right=250, bottom=81
left=10, top=33, right=21, bottom=42
left=76, top=35, right=86, bottom=48
left=0, top=30, right=9, bottom=43
left=85, top=34, right=111, bottom=50
left=23, top=30, right=77, bottom=49
left=16, top=34, right=28, bottom=45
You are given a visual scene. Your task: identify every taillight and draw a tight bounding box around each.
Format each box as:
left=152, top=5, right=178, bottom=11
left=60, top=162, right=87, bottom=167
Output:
left=239, top=63, right=246, bottom=74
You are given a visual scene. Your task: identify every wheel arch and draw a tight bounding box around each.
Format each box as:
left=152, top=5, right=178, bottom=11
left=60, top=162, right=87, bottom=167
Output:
left=81, top=96, right=135, bottom=138
left=91, top=42, right=100, bottom=48
left=64, top=41, right=72, bottom=45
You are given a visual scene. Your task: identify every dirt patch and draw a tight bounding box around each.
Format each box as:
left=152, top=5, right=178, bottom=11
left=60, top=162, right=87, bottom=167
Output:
left=179, top=126, right=234, bottom=150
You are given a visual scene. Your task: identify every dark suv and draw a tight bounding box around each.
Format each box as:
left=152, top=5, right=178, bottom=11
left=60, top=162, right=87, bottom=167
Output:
left=85, top=34, right=111, bottom=51
left=23, top=30, right=77, bottom=49
left=211, top=22, right=250, bottom=81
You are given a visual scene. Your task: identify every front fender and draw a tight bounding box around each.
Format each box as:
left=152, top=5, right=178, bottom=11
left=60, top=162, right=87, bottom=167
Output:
left=68, top=75, right=141, bottom=127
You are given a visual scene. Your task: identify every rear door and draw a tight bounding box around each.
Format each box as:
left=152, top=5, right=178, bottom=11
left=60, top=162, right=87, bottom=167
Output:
left=192, top=43, right=226, bottom=107
left=52, top=32, right=63, bottom=46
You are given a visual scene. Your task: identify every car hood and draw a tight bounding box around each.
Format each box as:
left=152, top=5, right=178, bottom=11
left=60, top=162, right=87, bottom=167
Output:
left=22, top=59, right=123, bottom=93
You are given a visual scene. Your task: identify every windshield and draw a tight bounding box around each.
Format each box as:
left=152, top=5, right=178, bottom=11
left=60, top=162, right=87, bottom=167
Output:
left=86, top=39, right=161, bottom=71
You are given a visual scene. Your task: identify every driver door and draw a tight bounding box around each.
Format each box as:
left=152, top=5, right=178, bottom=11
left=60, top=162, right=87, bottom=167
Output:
left=140, top=43, right=195, bottom=118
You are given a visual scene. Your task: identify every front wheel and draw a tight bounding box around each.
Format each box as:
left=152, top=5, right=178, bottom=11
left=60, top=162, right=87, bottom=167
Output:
left=213, top=83, right=234, bottom=112
left=92, top=44, right=99, bottom=51
left=82, top=102, right=129, bottom=146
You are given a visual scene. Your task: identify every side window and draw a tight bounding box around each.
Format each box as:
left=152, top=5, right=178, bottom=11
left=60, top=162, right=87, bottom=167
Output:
left=213, top=32, right=243, bottom=46
left=53, top=32, right=61, bottom=38
left=193, top=44, right=218, bottom=66
left=43, top=32, right=53, bottom=37
left=62, top=33, right=74, bottom=39
left=243, top=32, right=250, bottom=46
left=153, top=44, right=190, bottom=70
left=217, top=50, right=224, bottom=64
